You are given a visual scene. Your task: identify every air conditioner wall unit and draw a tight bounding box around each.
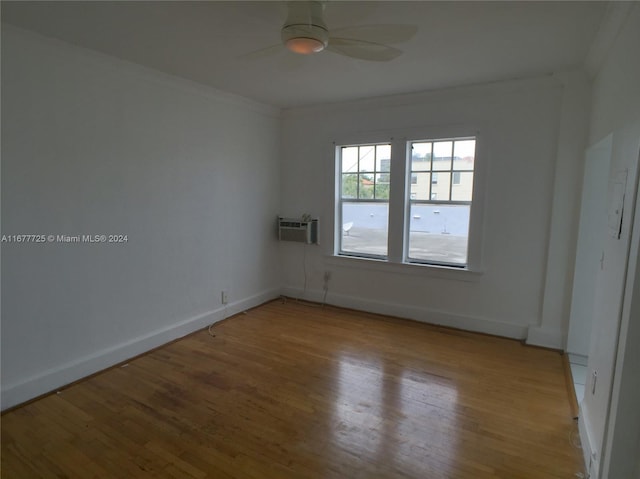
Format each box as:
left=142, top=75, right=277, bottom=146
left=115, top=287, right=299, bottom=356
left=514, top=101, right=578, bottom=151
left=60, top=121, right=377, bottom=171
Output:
left=278, top=216, right=319, bottom=244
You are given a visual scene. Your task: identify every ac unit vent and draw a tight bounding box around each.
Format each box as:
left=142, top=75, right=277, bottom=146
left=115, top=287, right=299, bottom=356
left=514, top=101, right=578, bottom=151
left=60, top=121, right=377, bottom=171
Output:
left=278, top=216, right=319, bottom=244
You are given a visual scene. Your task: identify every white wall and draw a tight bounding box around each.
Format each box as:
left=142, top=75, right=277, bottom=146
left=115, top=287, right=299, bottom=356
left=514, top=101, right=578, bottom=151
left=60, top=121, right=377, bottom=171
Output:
left=530, top=71, right=592, bottom=349
left=280, top=75, right=587, bottom=343
left=589, top=5, right=640, bottom=145
left=0, top=26, right=282, bottom=409
left=577, top=5, right=640, bottom=478
left=603, top=180, right=640, bottom=479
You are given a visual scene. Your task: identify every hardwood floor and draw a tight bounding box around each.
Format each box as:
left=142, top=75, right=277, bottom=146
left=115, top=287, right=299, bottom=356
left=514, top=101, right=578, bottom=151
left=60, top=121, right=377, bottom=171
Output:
left=1, top=300, right=585, bottom=478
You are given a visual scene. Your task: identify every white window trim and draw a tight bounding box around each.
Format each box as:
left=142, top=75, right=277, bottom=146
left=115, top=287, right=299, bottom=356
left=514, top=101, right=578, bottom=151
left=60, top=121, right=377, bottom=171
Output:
left=336, top=141, right=392, bottom=260
left=324, top=253, right=483, bottom=282
left=330, top=126, right=487, bottom=276
left=404, top=135, right=476, bottom=267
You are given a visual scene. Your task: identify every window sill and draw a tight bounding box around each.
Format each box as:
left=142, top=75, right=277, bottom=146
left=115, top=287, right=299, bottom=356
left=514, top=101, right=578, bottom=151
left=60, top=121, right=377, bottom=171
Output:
left=325, top=254, right=483, bottom=282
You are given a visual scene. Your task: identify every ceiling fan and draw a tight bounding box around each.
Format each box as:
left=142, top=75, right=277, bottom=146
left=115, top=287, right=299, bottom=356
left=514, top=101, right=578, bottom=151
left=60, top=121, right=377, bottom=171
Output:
left=247, top=1, right=417, bottom=62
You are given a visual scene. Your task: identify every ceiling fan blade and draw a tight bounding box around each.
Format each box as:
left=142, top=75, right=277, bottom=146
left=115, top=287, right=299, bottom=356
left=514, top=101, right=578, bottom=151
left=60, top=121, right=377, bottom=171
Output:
left=239, top=43, right=282, bottom=61
left=327, top=37, right=403, bottom=62
left=278, top=52, right=308, bottom=72
left=331, top=24, right=418, bottom=45
left=239, top=46, right=307, bottom=72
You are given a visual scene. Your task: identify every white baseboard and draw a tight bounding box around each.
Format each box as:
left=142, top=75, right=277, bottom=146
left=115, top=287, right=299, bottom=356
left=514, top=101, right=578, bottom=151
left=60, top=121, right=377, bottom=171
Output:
left=525, top=325, right=565, bottom=349
left=579, top=402, right=600, bottom=479
left=568, top=353, right=589, bottom=367
left=282, top=286, right=528, bottom=340
left=0, top=288, right=281, bottom=411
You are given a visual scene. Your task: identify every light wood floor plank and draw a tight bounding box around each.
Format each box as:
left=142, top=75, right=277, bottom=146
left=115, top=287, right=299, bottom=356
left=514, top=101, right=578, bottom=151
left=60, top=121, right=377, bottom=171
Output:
left=1, top=300, right=585, bottom=478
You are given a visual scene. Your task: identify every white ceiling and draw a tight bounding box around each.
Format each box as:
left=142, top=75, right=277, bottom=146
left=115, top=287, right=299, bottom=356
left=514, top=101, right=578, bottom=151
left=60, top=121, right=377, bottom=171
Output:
left=2, top=1, right=608, bottom=109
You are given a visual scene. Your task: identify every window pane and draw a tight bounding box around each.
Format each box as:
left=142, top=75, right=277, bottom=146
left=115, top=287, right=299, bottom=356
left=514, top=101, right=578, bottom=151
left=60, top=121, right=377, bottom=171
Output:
left=359, top=175, right=374, bottom=199
left=341, top=173, right=358, bottom=198
left=451, top=172, right=474, bottom=201
left=359, top=146, right=375, bottom=172
left=453, top=140, right=476, bottom=170
left=376, top=144, right=391, bottom=172
left=411, top=142, right=432, bottom=171
left=341, top=202, right=388, bottom=257
left=431, top=172, right=451, bottom=200
left=375, top=173, right=390, bottom=199
left=407, top=203, right=470, bottom=265
left=409, top=172, right=431, bottom=200
left=342, top=147, right=358, bottom=173
left=432, top=141, right=452, bottom=171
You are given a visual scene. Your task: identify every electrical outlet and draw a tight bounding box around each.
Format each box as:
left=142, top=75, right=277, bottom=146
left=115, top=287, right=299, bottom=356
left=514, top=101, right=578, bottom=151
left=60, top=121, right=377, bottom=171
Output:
left=221, top=290, right=229, bottom=304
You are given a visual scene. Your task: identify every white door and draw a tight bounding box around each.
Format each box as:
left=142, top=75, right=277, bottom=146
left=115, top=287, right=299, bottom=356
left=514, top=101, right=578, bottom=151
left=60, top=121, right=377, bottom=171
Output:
left=566, top=137, right=612, bottom=356
left=580, top=123, right=640, bottom=478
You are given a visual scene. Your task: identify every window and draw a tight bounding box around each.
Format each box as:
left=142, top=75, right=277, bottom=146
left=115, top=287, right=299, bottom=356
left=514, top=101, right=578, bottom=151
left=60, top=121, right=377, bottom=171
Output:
left=408, top=138, right=475, bottom=266
left=336, top=135, right=478, bottom=269
left=338, top=143, right=391, bottom=258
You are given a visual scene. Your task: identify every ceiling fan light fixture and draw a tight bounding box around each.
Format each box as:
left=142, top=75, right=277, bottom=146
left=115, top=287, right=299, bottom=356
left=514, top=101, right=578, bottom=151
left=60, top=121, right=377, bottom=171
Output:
left=285, top=36, right=326, bottom=54
left=281, top=24, right=329, bottom=55
left=281, top=1, right=329, bottom=56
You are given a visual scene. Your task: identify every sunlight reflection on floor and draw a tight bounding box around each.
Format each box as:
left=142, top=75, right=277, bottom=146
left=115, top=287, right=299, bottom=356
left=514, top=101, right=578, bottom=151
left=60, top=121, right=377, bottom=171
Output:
left=332, top=354, right=459, bottom=476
